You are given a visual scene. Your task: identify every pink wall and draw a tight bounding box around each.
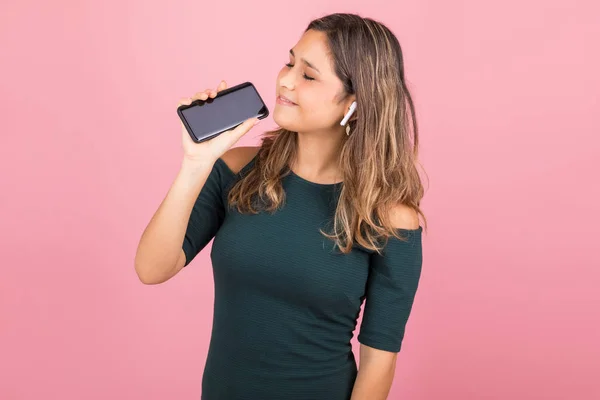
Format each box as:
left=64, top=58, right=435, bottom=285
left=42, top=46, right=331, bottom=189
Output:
left=1, top=0, right=598, bottom=399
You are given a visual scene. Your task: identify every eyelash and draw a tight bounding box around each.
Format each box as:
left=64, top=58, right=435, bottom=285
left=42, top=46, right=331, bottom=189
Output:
left=285, top=63, right=315, bottom=81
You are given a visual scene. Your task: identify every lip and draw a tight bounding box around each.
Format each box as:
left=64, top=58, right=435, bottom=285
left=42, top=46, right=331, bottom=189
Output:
left=277, top=94, right=297, bottom=106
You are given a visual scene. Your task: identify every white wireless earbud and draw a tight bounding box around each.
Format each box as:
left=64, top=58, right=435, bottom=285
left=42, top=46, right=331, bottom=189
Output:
left=340, top=101, right=357, bottom=126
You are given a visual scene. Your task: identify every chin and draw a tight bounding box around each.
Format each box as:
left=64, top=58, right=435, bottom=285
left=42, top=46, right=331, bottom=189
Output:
left=273, top=106, right=300, bottom=132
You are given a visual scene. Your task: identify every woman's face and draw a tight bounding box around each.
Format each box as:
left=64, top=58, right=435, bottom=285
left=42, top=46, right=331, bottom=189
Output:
left=273, top=29, right=353, bottom=135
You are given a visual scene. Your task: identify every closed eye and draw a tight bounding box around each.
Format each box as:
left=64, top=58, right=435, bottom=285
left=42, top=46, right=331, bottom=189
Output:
left=285, top=63, right=315, bottom=81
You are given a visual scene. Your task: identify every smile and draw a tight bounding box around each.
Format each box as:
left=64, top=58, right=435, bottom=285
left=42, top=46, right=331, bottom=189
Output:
left=277, top=95, right=297, bottom=106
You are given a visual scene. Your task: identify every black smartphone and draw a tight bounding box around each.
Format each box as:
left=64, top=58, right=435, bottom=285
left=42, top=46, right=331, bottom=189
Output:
left=177, top=81, right=269, bottom=143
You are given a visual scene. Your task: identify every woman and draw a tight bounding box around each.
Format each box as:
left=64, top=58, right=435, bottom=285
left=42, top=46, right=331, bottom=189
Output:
left=135, top=12, right=426, bottom=400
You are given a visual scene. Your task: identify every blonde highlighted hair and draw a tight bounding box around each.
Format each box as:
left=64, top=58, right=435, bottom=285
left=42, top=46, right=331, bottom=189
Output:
left=228, top=13, right=427, bottom=254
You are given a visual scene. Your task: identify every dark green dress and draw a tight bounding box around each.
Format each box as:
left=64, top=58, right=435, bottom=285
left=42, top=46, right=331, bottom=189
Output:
left=182, top=156, right=423, bottom=400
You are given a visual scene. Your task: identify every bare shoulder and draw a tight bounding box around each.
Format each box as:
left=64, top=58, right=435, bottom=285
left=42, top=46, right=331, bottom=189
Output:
left=388, top=203, right=420, bottom=230
left=220, top=146, right=260, bottom=174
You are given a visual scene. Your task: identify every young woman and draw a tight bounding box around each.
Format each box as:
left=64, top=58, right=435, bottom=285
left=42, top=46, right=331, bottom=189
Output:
left=135, top=12, right=426, bottom=400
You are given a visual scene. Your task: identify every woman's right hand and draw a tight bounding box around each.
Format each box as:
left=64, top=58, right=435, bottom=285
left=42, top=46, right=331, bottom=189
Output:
left=177, top=80, right=261, bottom=165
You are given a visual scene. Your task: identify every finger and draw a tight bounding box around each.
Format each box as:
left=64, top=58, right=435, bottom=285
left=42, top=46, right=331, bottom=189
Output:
left=229, top=117, right=260, bottom=139
left=194, top=89, right=211, bottom=97
left=178, top=97, right=193, bottom=106
left=208, top=89, right=218, bottom=98
left=192, top=89, right=211, bottom=101
left=217, top=80, right=227, bottom=92
left=220, top=118, right=259, bottom=148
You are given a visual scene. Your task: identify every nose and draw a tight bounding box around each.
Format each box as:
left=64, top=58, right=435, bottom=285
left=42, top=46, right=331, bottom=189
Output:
left=278, top=68, right=295, bottom=91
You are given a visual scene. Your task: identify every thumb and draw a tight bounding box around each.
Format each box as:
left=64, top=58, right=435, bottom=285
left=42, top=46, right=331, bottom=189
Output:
left=229, top=117, right=261, bottom=139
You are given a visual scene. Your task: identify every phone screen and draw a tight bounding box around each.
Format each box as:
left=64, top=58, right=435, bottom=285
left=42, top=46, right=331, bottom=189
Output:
left=179, top=82, right=268, bottom=143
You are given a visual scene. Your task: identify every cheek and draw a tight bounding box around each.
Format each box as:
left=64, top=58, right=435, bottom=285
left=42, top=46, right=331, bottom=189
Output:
left=300, top=90, right=335, bottom=118
left=292, top=83, right=318, bottom=109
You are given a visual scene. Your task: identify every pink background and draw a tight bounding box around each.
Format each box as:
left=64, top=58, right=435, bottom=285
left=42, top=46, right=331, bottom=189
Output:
left=1, top=0, right=599, bottom=399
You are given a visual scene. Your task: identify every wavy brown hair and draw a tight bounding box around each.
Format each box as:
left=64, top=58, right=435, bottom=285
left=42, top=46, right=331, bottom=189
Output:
left=228, top=13, right=427, bottom=254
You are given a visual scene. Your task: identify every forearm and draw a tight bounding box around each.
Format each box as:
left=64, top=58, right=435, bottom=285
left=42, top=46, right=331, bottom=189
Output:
left=350, top=345, right=397, bottom=400
left=134, top=159, right=214, bottom=283
left=351, top=366, right=395, bottom=400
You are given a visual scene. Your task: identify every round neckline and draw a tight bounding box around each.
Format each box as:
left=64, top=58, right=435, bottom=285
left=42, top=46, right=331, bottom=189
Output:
left=217, top=157, right=344, bottom=188
left=288, top=169, right=343, bottom=188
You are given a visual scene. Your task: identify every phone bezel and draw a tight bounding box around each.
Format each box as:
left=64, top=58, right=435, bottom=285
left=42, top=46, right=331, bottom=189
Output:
left=177, top=81, right=269, bottom=143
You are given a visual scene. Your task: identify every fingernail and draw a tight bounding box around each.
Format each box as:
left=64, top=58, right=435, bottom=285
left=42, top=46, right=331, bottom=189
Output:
left=253, top=119, right=261, bottom=126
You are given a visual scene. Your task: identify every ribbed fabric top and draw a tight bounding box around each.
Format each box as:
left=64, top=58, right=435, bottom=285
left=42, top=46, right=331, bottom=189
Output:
left=182, top=156, right=423, bottom=400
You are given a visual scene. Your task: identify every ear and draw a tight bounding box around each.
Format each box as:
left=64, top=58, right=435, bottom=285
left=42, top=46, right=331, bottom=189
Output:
left=345, top=96, right=356, bottom=110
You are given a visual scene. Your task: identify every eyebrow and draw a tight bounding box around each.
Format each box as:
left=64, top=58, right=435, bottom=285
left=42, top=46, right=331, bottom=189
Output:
left=289, top=49, right=321, bottom=74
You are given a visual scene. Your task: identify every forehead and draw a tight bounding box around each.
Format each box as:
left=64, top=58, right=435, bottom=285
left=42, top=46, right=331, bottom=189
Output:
left=291, top=30, right=333, bottom=72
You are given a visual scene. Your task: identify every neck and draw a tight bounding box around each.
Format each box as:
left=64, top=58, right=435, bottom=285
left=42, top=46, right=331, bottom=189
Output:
left=291, top=128, right=345, bottom=184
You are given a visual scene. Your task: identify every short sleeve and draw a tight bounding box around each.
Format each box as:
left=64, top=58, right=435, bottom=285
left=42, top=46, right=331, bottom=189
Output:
left=182, top=158, right=233, bottom=266
left=357, top=227, right=423, bottom=352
